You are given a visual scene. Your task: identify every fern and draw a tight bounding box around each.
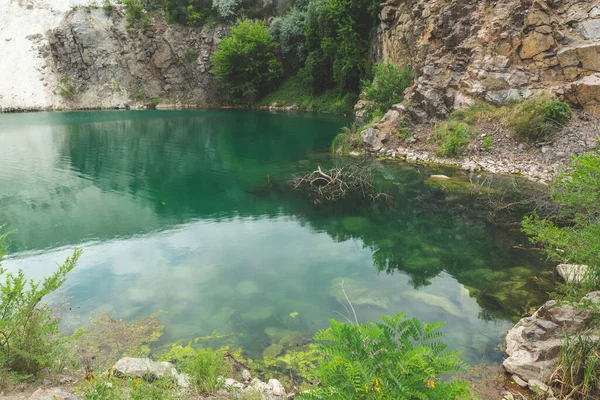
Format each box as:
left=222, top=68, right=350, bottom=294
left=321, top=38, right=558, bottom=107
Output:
left=297, top=313, right=470, bottom=400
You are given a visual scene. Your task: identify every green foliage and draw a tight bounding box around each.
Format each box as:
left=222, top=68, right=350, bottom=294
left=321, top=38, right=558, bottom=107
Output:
left=212, top=0, right=240, bottom=20
left=481, top=136, right=493, bottom=152
left=522, top=149, right=600, bottom=298
left=555, top=331, right=600, bottom=399
left=211, top=19, right=282, bottom=104
left=258, top=74, right=356, bottom=114
left=183, top=347, right=232, bottom=393
left=159, top=343, right=232, bottom=394
left=123, top=0, right=151, bottom=28
left=58, top=77, right=75, bottom=99
left=269, top=7, right=308, bottom=71
left=0, top=231, right=81, bottom=375
left=297, top=313, right=469, bottom=399
left=362, top=62, right=414, bottom=116
left=82, top=376, right=176, bottom=400
left=432, top=121, right=475, bottom=158
left=509, top=94, right=572, bottom=141
left=303, top=0, right=379, bottom=92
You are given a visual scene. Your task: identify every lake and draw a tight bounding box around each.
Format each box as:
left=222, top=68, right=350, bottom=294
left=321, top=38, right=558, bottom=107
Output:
left=0, top=110, right=552, bottom=366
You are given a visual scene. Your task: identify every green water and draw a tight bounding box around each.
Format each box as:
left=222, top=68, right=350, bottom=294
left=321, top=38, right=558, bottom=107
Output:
left=0, top=110, right=552, bottom=365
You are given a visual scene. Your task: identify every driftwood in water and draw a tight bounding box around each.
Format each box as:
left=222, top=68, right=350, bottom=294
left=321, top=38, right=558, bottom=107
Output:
left=291, top=163, right=389, bottom=202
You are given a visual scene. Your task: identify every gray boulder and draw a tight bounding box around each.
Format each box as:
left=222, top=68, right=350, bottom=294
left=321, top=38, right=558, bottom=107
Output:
left=503, top=292, right=600, bottom=383
left=112, top=357, right=190, bottom=388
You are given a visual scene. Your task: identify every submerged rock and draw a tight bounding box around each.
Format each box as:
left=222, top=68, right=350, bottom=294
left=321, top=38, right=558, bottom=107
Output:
left=503, top=292, right=600, bottom=384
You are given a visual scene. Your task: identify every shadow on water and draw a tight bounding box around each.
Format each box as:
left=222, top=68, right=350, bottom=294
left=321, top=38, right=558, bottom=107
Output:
left=0, top=110, right=553, bottom=365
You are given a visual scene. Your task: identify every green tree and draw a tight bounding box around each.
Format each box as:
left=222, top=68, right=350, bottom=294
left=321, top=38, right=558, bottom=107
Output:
left=0, top=230, right=81, bottom=374
left=211, top=19, right=282, bottom=104
left=303, top=0, right=379, bottom=92
left=522, top=149, right=600, bottom=293
left=297, top=313, right=469, bottom=399
left=269, top=7, right=308, bottom=71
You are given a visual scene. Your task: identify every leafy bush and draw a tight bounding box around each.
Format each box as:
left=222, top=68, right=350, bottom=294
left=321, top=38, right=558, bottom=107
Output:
left=304, top=0, right=379, bottom=92
left=297, top=313, right=469, bottom=399
left=362, top=62, right=414, bottom=115
left=212, top=0, right=240, bottom=20
left=211, top=19, right=282, bottom=104
left=268, top=7, right=308, bottom=71
left=509, top=94, right=572, bottom=141
left=0, top=231, right=81, bottom=374
left=522, top=149, right=600, bottom=298
left=432, top=121, right=475, bottom=158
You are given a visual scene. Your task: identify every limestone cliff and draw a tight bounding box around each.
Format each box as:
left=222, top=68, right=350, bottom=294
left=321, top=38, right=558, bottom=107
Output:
left=0, top=0, right=224, bottom=111
left=372, top=0, right=600, bottom=121
left=47, top=8, right=224, bottom=110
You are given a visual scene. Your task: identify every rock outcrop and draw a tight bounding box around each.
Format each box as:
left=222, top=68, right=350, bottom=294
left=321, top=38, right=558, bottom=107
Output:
left=112, top=357, right=190, bottom=388
left=503, top=291, right=600, bottom=384
left=46, top=7, right=223, bottom=110
left=373, top=0, right=600, bottom=121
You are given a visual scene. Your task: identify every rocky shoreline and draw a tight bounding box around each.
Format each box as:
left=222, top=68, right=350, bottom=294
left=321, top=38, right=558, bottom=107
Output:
left=354, top=106, right=598, bottom=184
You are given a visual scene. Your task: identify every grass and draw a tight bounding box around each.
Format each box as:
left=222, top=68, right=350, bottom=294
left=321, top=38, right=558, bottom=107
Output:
left=481, top=136, right=493, bottom=152
left=554, top=329, right=600, bottom=399
left=431, top=120, right=476, bottom=158
left=258, top=75, right=358, bottom=115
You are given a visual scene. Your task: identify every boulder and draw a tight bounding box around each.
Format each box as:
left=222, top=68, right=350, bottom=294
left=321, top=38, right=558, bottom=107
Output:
left=569, top=73, right=600, bottom=105
left=576, top=41, right=600, bottom=71
left=360, top=127, right=386, bottom=151
left=519, top=32, right=555, bottom=59
left=112, top=357, right=190, bottom=388
left=28, top=388, right=81, bottom=400
left=556, top=264, right=591, bottom=283
left=503, top=292, right=600, bottom=383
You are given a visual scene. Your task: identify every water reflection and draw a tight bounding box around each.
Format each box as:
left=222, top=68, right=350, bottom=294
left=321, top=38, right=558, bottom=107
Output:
left=0, top=110, right=552, bottom=364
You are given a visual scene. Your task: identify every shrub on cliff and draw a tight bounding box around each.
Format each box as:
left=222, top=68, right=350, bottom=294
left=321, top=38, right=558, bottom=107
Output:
left=362, top=62, right=414, bottom=116
left=509, top=94, right=572, bottom=141
left=211, top=19, right=282, bottom=104
left=0, top=230, right=81, bottom=375
left=296, top=313, right=469, bottom=399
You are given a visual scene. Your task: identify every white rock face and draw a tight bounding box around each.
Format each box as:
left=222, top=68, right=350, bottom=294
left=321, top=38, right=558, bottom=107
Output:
left=556, top=263, right=591, bottom=283
left=0, top=0, right=93, bottom=110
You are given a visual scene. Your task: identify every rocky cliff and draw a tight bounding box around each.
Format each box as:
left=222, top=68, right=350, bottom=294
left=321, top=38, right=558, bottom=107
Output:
left=0, top=1, right=224, bottom=111
left=47, top=7, right=225, bottom=110
left=373, top=0, right=600, bottom=121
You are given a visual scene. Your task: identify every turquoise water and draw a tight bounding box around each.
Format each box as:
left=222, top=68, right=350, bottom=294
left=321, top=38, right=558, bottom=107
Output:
left=0, top=110, right=552, bottom=365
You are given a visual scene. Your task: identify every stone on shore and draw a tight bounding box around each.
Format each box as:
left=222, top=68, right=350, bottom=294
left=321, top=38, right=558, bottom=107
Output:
left=112, top=357, right=190, bottom=388
left=556, top=263, right=591, bottom=283
left=503, top=292, right=600, bottom=383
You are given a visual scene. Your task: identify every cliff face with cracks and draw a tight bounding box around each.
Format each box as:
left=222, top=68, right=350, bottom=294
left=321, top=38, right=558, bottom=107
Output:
left=47, top=8, right=225, bottom=110
left=371, top=0, right=600, bottom=121
left=354, top=0, right=600, bottom=183
left=0, top=1, right=225, bottom=112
